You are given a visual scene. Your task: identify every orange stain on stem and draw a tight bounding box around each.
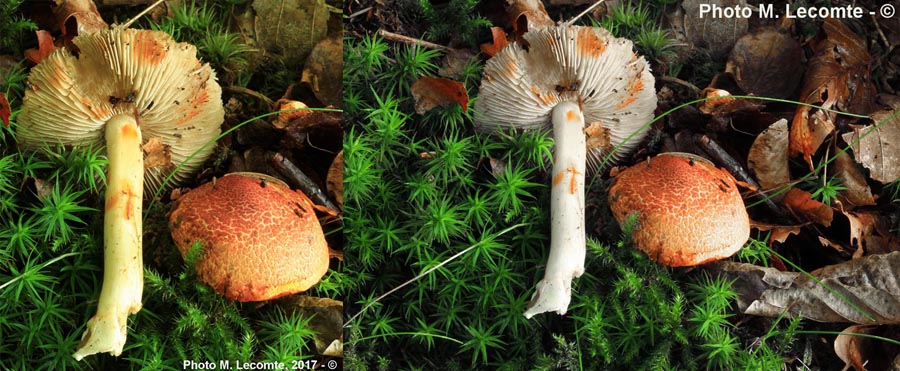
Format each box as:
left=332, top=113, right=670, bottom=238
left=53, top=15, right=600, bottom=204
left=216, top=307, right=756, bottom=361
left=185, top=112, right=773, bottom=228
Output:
left=566, top=164, right=580, bottom=195
left=566, top=109, right=579, bottom=123
left=121, top=122, right=139, bottom=138
left=553, top=171, right=565, bottom=186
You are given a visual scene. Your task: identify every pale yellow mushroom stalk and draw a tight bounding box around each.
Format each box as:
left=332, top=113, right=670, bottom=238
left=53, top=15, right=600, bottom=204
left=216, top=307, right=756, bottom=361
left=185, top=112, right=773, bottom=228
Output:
left=474, top=25, right=657, bottom=318
left=16, top=26, right=224, bottom=359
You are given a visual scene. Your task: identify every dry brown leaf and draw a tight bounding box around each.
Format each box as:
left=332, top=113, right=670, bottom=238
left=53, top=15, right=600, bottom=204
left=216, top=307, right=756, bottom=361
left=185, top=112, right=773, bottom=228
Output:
left=142, top=137, right=172, bottom=169
left=747, top=119, right=790, bottom=202
left=438, top=49, right=477, bottom=81
left=698, top=87, right=763, bottom=115
left=835, top=325, right=900, bottom=371
left=832, top=149, right=876, bottom=207
left=53, top=0, right=107, bottom=49
left=681, top=0, right=749, bottom=58
left=818, top=235, right=851, bottom=256
left=750, top=221, right=803, bottom=244
left=253, top=0, right=334, bottom=67
left=706, top=252, right=900, bottom=324
left=726, top=29, right=802, bottom=99
left=326, top=150, right=343, bottom=209
left=781, top=187, right=833, bottom=227
left=791, top=18, right=877, bottom=169
left=480, top=27, right=510, bottom=57
left=301, top=35, right=342, bottom=107
left=842, top=95, right=900, bottom=184
left=841, top=210, right=900, bottom=257
left=506, top=0, right=554, bottom=42
left=0, top=92, right=9, bottom=128
left=24, top=30, right=57, bottom=65
left=410, top=76, right=469, bottom=115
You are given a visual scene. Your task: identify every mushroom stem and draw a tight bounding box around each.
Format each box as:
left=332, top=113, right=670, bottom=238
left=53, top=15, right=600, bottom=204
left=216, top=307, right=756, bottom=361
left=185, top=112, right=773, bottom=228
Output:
left=524, top=101, right=586, bottom=319
left=73, top=114, right=143, bottom=360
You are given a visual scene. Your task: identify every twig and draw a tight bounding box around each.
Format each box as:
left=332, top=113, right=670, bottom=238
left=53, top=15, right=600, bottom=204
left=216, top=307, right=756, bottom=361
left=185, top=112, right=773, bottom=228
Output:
left=122, top=0, right=166, bottom=28
left=349, top=6, right=372, bottom=19
left=270, top=152, right=339, bottom=212
left=224, top=86, right=274, bottom=110
left=564, top=0, right=606, bottom=26
left=694, top=134, right=786, bottom=218
left=377, top=29, right=449, bottom=51
left=658, top=75, right=701, bottom=97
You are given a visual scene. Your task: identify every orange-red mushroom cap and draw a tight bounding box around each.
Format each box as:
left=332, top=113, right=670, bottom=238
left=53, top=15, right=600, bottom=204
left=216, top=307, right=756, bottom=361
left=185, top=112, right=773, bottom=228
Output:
left=608, top=153, right=750, bottom=266
left=169, top=173, right=329, bottom=302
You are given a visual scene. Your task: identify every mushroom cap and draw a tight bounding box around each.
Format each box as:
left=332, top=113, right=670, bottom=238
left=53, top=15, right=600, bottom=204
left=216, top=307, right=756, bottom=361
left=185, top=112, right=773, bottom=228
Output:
left=169, top=173, right=329, bottom=302
left=607, top=153, right=750, bottom=267
left=16, top=26, right=224, bottom=195
left=474, top=25, right=657, bottom=173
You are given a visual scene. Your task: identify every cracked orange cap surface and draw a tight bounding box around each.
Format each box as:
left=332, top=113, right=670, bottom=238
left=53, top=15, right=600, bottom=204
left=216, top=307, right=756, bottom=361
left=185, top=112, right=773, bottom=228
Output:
left=608, top=153, right=750, bottom=266
left=169, top=173, right=329, bottom=302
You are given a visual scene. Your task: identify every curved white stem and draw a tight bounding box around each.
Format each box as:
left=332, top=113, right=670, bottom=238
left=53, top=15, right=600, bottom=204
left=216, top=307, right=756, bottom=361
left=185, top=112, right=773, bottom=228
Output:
left=524, top=101, right=586, bottom=318
left=73, top=114, right=143, bottom=360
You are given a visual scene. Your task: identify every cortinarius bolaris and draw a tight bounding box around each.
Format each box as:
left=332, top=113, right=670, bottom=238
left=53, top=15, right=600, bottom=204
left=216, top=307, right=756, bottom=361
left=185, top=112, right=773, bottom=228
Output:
left=474, top=24, right=656, bottom=318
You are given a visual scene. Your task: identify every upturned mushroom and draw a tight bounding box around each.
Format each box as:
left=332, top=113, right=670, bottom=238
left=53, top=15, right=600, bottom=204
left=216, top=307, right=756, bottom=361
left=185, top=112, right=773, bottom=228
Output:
left=474, top=24, right=656, bottom=318
left=169, top=173, right=330, bottom=302
left=607, top=153, right=750, bottom=266
left=15, top=26, right=223, bottom=359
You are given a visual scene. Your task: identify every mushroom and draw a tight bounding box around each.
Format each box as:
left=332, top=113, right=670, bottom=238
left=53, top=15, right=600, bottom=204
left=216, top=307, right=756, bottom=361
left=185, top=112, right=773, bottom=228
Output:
left=169, top=172, right=330, bottom=302
left=15, top=26, right=223, bottom=359
left=474, top=25, right=657, bottom=318
left=607, top=153, right=750, bottom=266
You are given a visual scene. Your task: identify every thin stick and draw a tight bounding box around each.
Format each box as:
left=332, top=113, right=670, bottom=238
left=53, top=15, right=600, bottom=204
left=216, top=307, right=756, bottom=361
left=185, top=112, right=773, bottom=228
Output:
left=349, top=6, right=372, bottom=19
left=122, top=0, right=166, bottom=28
left=344, top=224, right=525, bottom=328
left=377, top=29, right=449, bottom=51
left=694, top=134, right=786, bottom=218
left=270, top=152, right=339, bottom=212
left=564, top=0, right=606, bottom=26
left=224, top=86, right=274, bottom=109
left=658, top=75, right=701, bottom=97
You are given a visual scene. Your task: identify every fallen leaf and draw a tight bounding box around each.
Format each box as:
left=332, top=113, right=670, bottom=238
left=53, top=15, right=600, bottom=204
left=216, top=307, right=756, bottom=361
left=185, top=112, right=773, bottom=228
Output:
left=818, top=235, right=851, bottom=256
left=791, top=18, right=877, bottom=169
left=410, top=76, right=469, bottom=115
left=747, top=119, right=790, bottom=202
left=842, top=95, right=900, bottom=184
left=53, top=0, right=107, bottom=48
left=698, top=87, right=763, bottom=115
left=253, top=0, right=334, bottom=67
left=0, top=92, right=9, bottom=127
left=681, top=0, right=749, bottom=58
left=302, top=34, right=342, bottom=107
left=750, top=221, right=803, bottom=244
left=24, top=30, right=57, bottom=65
left=840, top=210, right=900, bottom=257
left=726, top=28, right=802, bottom=99
left=835, top=325, right=900, bottom=371
left=781, top=187, right=833, bottom=227
left=326, top=150, right=343, bottom=209
left=506, top=0, right=554, bottom=42
left=706, top=251, right=900, bottom=324
left=480, top=27, right=509, bottom=57
left=142, top=137, right=172, bottom=169
left=831, top=149, right=875, bottom=207
left=438, top=48, right=477, bottom=81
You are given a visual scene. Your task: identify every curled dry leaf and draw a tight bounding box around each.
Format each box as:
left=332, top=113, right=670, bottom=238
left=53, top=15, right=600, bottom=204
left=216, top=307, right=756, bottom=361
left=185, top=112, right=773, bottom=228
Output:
left=707, top=251, right=900, bottom=324
left=726, top=28, right=802, bottom=99
left=698, top=87, right=763, bottom=115
left=790, top=18, right=877, bottom=169
left=831, top=149, right=875, bottom=207
left=842, top=95, right=900, bottom=185
left=506, top=0, right=554, bottom=41
left=681, top=0, right=749, bottom=58
left=480, top=27, right=509, bottom=57
left=24, top=30, right=57, bottom=65
left=277, top=296, right=343, bottom=357
left=835, top=325, right=900, bottom=371
left=410, top=76, right=469, bottom=115
left=840, top=210, right=900, bottom=257
left=750, top=221, right=803, bottom=244
left=781, top=187, right=833, bottom=227
left=142, top=137, right=172, bottom=169
left=302, top=35, right=342, bottom=107
left=53, top=0, right=107, bottom=46
left=252, top=0, right=333, bottom=67
left=747, top=119, right=790, bottom=202
left=0, top=92, right=9, bottom=127
left=326, top=150, right=343, bottom=209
